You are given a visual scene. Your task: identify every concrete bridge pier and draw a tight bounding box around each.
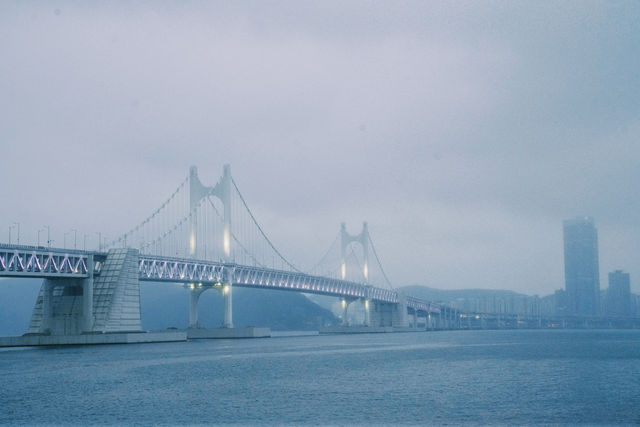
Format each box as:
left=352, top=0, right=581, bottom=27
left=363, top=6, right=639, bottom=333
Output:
left=0, top=248, right=191, bottom=347
left=223, top=282, right=233, bottom=328
left=363, top=299, right=371, bottom=326
left=443, top=308, right=451, bottom=329
left=40, top=279, right=54, bottom=333
left=188, top=286, right=206, bottom=328
left=340, top=297, right=357, bottom=326
left=37, top=276, right=95, bottom=335
left=392, top=294, right=409, bottom=328
left=82, top=255, right=94, bottom=332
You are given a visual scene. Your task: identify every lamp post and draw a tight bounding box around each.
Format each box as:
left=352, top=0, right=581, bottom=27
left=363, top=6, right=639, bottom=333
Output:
left=71, top=229, right=77, bottom=250
left=64, top=231, right=70, bottom=249
left=96, top=232, right=102, bottom=251
left=8, top=225, right=13, bottom=244
left=44, top=226, right=51, bottom=248
left=13, top=222, right=19, bottom=245
left=37, top=228, right=45, bottom=247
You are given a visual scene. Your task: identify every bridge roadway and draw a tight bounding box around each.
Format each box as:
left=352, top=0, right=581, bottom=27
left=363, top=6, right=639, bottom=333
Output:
left=0, top=244, right=441, bottom=315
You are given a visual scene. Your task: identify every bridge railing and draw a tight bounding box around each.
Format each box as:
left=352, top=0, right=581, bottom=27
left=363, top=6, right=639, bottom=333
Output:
left=0, top=243, right=443, bottom=314
left=406, top=296, right=442, bottom=314
left=0, top=246, right=91, bottom=278
left=138, top=255, right=400, bottom=303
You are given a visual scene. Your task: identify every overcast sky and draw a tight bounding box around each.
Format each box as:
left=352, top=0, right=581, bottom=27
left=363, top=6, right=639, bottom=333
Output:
left=1, top=1, right=639, bottom=295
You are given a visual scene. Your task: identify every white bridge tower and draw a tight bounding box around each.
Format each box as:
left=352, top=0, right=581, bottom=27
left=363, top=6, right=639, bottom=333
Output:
left=188, top=164, right=234, bottom=329
left=339, top=222, right=371, bottom=326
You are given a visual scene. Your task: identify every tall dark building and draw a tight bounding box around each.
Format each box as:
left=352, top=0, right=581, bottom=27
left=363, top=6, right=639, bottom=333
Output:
left=606, top=270, right=631, bottom=317
left=563, top=217, right=600, bottom=316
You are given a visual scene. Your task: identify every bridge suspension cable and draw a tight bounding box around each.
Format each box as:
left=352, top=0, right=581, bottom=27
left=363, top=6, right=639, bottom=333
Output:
left=102, top=166, right=396, bottom=292
left=205, top=195, right=267, bottom=268
left=368, top=233, right=394, bottom=290
left=306, top=231, right=340, bottom=276
left=106, top=174, right=189, bottom=250
left=230, top=176, right=301, bottom=272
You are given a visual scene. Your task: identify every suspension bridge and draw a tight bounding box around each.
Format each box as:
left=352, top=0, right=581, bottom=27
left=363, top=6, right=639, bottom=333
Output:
left=0, top=165, right=461, bottom=346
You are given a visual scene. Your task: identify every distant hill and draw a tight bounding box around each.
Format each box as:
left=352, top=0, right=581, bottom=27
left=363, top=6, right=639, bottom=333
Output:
left=0, top=279, right=337, bottom=336
left=140, top=283, right=337, bottom=331
left=399, top=285, right=528, bottom=303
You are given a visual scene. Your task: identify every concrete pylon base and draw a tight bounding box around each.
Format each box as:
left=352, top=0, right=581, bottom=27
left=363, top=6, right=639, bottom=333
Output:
left=186, top=327, right=270, bottom=339
left=0, top=331, right=186, bottom=347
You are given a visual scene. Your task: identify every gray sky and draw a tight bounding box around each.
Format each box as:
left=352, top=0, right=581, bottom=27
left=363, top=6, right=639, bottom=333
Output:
left=1, top=1, right=639, bottom=295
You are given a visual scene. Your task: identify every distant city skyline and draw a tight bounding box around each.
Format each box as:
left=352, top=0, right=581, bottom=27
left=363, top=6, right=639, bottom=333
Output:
left=563, top=217, right=600, bottom=316
left=606, top=270, right=632, bottom=317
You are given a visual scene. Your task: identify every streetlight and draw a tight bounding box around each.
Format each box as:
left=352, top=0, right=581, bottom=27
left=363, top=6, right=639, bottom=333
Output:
left=37, top=228, right=45, bottom=247
left=8, top=225, right=13, bottom=244
left=83, top=234, right=87, bottom=251
left=64, top=231, right=70, bottom=249
left=13, top=222, right=19, bottom=245
left=96, top=232, right=102, bottom=251
left=43, top=226, right=50, bottom=248
left=71, top=229, right=77, bottom=250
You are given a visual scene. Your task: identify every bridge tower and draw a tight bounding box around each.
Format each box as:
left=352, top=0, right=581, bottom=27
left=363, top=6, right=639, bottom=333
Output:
left=340, top=222, right=371, bottom=326
left=188, top=165, right=234, bottom=328
left=340, top=222, right=369, bottom=282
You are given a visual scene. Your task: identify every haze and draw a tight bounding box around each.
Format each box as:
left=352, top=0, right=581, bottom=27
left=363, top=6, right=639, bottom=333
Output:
left=1, top=1, right=639, bottom=295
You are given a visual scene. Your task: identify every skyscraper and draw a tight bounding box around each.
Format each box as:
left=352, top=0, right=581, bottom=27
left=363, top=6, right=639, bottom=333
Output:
left=606, top=270, right=631, bottom=317
left=563, top=217, right=600, bottom=316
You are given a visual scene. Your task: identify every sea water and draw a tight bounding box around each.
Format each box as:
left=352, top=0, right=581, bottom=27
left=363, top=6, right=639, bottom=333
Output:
left=1, top=329, right=639, bottom=425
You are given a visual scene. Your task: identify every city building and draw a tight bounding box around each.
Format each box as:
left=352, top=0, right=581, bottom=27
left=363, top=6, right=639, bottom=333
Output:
left=606, top=270, right=631, bottom=317
left=563, top=217, right=600, bottom=316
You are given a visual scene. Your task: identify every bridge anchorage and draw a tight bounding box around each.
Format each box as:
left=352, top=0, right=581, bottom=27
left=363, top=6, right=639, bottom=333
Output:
left=0, top=164, right=458, bottom=346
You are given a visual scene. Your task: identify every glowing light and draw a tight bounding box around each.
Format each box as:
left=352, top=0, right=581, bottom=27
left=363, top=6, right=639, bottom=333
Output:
left=223, top=227, right=230, bottom=257
left=189, top=284, right=195, bottom=290
left=363, top=263, right=368, bottom=280
left=222, top=285, right=230, bottom=295
left=189, top=233, right=196, bottom=256
left=341, top=263, right=346, bottom=280
left=341, top=299, right=347, bottom=309
left=364, top=300, right=369, bottom=310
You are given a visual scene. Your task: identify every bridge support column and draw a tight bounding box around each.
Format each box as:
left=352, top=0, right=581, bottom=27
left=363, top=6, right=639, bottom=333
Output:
left=188, top=287, right=205, bottom=328
left=340, top=298, right=349, bottom=326
left=412, top=311, right=418, bottom=328
left=223, top=284, right=233, bottom=328
left=82, top=257, right=94, bottom=332
left=391, top=293, right=408, bottom=328
left=41, top=280, right=54, bottom=333
left=363, top=299, right=370, bottom=326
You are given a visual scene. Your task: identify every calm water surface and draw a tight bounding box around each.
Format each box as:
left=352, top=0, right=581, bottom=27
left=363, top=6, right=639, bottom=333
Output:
left=1, top=329, right=639, bottom=425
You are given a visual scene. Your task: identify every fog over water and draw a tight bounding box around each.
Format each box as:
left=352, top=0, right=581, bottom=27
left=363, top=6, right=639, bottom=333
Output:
left=1, top=2, right=639, bottom=295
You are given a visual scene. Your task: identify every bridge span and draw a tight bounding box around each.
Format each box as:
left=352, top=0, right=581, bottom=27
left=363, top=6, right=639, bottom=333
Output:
left=0, top=165, right=460, bottom=345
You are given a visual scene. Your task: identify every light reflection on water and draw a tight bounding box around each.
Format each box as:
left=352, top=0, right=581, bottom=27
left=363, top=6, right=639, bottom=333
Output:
left=1, top=329, right=639, bottom=425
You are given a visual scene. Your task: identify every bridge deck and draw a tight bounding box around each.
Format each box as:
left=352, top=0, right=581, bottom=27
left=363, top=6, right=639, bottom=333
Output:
left=0, top=245, right=441, bottom=314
